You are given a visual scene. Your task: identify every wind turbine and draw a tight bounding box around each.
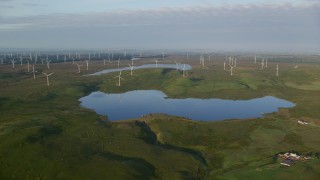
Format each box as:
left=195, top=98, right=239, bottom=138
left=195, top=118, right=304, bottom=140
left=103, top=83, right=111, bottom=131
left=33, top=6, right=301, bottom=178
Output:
left=128, top=64, right=134, bottom=76
left=10, top=59, right=16, bottom=69
left=182, top=64, right=186, bottom=77
left=261, top=58, right=265, bottom=70
left=276, top=63, right=279, bottom=76
left=154, top=59, right=159, bottom=68
left=31, top=65, right=38, bottom=79
left=56, top=54, right=59, bottom=61
left=114, top=71, right=124, bottom=86
left=200, top=55, right=205, bottom=68
left=265, top=58, right=268, bottom=68
left=117, top=58, right=120, bottom=68
left=229, top=59, right=236, bottom=76
left=174, top=61, right=180, bottom=70
left=27, top=60, right=30, bottom=72
left=85, top=59, right=90, bottom=70
left=46, top=59, right=51, bottom=69
left=19, top=56, right=23, bottom=66
left=103, top=58, right=107, bottom=65
left=75, top=63, right=83, bottom=73
left=42, top=72, right=54, bottom=86
left=72, top=58, right=75, bottom=64
left=254, top=55, right=257, bottom=64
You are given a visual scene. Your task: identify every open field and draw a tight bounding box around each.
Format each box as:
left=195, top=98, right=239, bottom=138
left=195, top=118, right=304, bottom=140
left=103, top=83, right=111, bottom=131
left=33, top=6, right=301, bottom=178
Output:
left=1, top=54, right=320, bottom=179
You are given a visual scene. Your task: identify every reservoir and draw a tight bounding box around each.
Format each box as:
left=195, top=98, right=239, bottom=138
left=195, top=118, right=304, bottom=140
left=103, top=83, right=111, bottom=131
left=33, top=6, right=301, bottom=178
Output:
left=79, top=90, right=295, bottom=121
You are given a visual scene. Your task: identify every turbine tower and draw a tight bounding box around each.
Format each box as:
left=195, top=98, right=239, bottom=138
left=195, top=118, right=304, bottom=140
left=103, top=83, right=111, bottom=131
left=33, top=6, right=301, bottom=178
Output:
left=229, top=59, right=236, bottom=76
left=261, top=58, right=265, bottom=70
left=42, top=72, right=54, bottom=86
left=19, top=56, right=23, bottom=66
left=46, top=59, right=51, bottom=69
left=128, top=64, right=134, bottom=76
left=114, top=71, right=124, bottom=86
left=183, top=64, right=186, bottom=77
left=276, top=63, right=279, bottom=76
left=75, top=63, right=83, bottom=73
left=154, top=59, right=159, bottom=68
left=174, top=61, right=180, bottom=70
left=10, top=59, right=16, bottom=69
left=85, top=59, right=90, bottom=70
left=27, top=60, right=30, bottom=72
left=31, top=65, right=38, bottom=79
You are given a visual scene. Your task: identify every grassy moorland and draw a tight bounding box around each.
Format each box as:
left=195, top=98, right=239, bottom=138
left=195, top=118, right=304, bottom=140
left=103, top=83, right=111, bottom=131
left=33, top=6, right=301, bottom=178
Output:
left=0, top=55, right=320, bottom=179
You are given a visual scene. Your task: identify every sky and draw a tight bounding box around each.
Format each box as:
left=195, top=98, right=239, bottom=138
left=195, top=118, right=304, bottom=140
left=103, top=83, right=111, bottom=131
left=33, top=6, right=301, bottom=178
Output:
left=0, top=0, right=319, bottom=52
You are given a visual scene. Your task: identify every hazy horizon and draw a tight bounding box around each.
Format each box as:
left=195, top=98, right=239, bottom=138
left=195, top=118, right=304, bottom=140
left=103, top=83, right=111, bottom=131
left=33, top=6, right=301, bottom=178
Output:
left=1, top=0, right=319, bottom=52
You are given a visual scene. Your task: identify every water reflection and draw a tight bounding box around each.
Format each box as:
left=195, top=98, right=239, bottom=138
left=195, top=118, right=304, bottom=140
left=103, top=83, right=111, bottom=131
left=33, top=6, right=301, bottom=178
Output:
left=79, top=90, right=295, bottom=121
left=87, top=64, right=191, bottom=76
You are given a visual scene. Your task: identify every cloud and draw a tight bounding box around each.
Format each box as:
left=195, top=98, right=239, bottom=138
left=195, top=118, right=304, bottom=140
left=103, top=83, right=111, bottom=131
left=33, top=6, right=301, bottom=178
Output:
left=0, top=1, right=319, bottom=51
left=1, top=2, right=318, bottom=30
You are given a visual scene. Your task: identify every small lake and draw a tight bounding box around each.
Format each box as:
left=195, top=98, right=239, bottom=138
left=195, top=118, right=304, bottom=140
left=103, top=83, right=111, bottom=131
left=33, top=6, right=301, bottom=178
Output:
left=87, top=64, right=191, bottom=76
left=79, top=90, right=295, bottom=121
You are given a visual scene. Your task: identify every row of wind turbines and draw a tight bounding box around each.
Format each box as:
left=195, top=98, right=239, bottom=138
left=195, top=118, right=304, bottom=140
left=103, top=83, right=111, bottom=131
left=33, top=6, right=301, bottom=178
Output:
left=1, top=52, right=282, bottom=87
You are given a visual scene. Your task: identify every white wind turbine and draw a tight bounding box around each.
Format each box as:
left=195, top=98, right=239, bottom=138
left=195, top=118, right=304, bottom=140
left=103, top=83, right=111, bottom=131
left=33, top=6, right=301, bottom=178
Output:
left=276, top=63, right=279, bottom=76
left=19, top=56, right=23, bottom=66
left=128, top=64, right=134, bottom=76
left=174, top=61, right=180, bottom=70
left=265, top=58, right=268, bottom=68
left=27, top=60, right=30, bottom=72
left=200, top=55, right=205, bottom=68
left=42, top=72, right=54, bottom=86
left=261, top=58, right=265, bottom=70
left=85, top=59, right=90, bottom=70
left=75, top=63, right=83, bottom=73
left=56, top=54, right=59, bottom=61
left=72, top=58, right=75, bottom=64
left=254, top=55, right=257, bottom=64
left=103, top=58, right=107, bottom=65
left=10, top=59, right=16, bottom=69
left=31, top=65, right=38, bottom=79
left=224, top=61, right=226, bottom=70
left=46, top=59, right=51, bottom=69
left=114, top=71, right=124, bottom=86
left=229, top=59, right=236, bottom=76
left=154, top=59, right=159, bottom=68
left=182, top=64, right=186, bottom=77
